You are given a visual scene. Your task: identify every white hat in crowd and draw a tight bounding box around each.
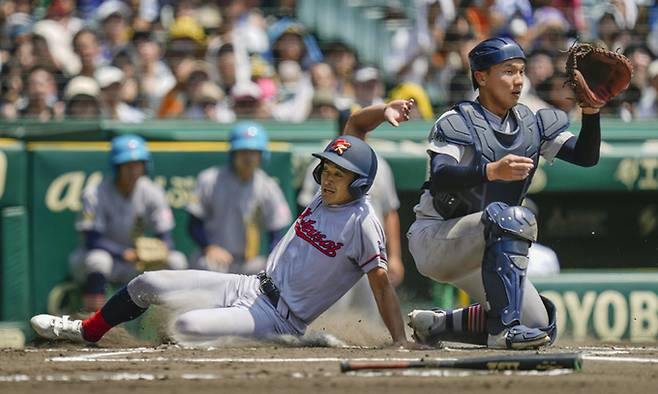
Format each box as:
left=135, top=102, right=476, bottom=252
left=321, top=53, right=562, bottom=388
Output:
left=64, top=76, right=101, bottom=101
left=95, top=66, right=124, bottom=89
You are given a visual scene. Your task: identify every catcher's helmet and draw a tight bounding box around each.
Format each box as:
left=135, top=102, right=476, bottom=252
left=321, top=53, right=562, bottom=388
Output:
left=110, top=134, right=151, bottom=167
left=468, top=37, right=526, bottom=89
left=312, top=135, right=377, bottom=199
left=230, top=121, right=268, bottom=152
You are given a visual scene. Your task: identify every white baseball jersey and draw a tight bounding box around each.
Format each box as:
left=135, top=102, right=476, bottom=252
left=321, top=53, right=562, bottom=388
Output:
left=266, top=195, right=387, bottom=324
left=187, top=166, right=292, bottom=261
left=76, top=177, right=175, bottom=247
left=297, top=153, right=400, bottom=223
left=414, top=106, right=574, bottom=220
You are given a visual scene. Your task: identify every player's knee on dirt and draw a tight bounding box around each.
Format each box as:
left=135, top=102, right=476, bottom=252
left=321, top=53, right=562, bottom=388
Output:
left=83, top=249, right=113, bottom=276
left=481, top=202, right=537, bottom=334
left=126, top=271, right=171, bottom=308
left=167, top=250, right=188, bottom=270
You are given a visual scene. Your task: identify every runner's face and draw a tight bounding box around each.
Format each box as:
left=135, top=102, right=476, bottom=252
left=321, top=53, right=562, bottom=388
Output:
left=320, top=161, right=357, bottom=205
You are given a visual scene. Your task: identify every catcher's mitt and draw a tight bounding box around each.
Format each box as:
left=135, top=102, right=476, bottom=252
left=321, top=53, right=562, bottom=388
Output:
left=134, top=237, right=169, bottom=271
left=566, top=43, right=633, bottom=108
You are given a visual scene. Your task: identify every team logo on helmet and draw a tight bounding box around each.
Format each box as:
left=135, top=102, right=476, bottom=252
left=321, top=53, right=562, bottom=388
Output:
left=127, top=139, right=139, bottom=149
left=330, top=138, right=351, bottom=155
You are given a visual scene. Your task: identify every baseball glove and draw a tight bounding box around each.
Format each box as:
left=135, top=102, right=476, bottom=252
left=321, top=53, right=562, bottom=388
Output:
left=134, top=236, right=169, bottom=271
left=565, top=43, right=633, bottom=108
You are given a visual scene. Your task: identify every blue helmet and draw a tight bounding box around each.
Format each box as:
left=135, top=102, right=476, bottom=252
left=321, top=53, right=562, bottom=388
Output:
left=110, top=134, right=151, bottom=167
left=312, top=135, right=377, bottom=199
left=230, top=121, right=269, bottom=152
left=468, top=37, right=526, bottom=89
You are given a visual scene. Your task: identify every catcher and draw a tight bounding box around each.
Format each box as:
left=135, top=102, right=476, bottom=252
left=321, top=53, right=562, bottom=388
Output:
left=68, top=135, right=188, bottom=312
left=400, top=37, right=631, bottom=349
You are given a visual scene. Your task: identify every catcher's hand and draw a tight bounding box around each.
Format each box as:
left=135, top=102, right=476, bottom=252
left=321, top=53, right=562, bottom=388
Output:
left=566, top=43, right=633, bottom=108
left=134, top=237, right=169, bottom=271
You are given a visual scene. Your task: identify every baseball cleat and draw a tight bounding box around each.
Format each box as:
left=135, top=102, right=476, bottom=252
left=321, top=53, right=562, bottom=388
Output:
left=487, top=325, right=550, bottom=350
left=407, top=309, right=444, bottom=346
left=30, top=314, right=86, bottom=342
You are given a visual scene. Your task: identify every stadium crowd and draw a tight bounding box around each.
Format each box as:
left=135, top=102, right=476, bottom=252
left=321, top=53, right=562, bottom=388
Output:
left=1, top=0, right=658, bottom=123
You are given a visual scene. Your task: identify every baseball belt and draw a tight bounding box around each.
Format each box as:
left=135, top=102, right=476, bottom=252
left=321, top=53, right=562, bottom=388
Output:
left=257, top=272, right=280, bottom=307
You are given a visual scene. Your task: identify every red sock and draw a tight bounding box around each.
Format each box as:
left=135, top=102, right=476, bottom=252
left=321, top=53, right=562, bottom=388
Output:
left=82, top=311, right=113, bottom=342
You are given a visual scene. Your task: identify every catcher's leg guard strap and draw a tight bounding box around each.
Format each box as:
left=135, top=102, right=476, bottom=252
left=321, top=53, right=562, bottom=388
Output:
left=539, top=295, right=558, bottom=345
left=481, top=202, right=537, bottom=334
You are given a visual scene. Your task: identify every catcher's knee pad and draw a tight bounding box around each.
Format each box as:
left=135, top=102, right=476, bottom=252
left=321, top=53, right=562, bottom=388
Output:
left=539, top=295, right=558, bottom=345
left=481, top=202, right=537, bottom=334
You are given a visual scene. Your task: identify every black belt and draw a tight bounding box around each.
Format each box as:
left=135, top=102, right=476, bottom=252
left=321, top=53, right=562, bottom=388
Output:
left=257, top=272, right=280, bottom=307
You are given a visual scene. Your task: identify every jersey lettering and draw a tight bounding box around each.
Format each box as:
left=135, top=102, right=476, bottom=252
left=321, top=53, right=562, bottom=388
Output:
left=294, top=208, right=343, bottom=257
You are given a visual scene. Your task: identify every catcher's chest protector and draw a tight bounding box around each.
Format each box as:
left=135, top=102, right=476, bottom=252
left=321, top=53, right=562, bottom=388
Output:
left=436, top=102, right=541, bottom=216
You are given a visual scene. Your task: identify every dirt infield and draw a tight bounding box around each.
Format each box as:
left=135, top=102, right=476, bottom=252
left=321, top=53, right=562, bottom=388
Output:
left=1, top=338, right=657, bottom=394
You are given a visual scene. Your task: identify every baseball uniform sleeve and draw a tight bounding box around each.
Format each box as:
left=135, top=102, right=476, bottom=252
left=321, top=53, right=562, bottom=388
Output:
left=375, top=158, right=400, bottom=213
left=75, top=185, right=105, bottom=233
left=540, top=131, right=575, bottom=162
left=261, top=177, right=293, bottom=231
left=186, top=167, right=215, bottom=219
left=147, top=183, right=175, bottom=234
left=353, top=214, right=388, bottom=274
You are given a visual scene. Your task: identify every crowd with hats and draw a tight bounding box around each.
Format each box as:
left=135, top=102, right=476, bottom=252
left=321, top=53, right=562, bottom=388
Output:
left=2, top=0, right=658, bottom=123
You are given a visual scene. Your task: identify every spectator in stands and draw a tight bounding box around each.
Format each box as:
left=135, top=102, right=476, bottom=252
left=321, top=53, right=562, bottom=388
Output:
left=73, top=28, right=104, bottom=78
left=353, top=66, right=385, bottom=109
left=271, top=59, right=313, bottom=122
left=63, top=76, right=101, bottom=118
left=537, top=73, right=579, bottom=116
left=96, top=0, right=135, bottom=64
left=323, top=41, right=357, bottom=100
left=18, top=66, right=65, bottom=121
left=308, top=90, right=339, bottom=120
left=212, top=43, right=238, bottom=96
left=45, top=0, right=83, bottom=38
left=231, top=81, right=271, bottom=119
left=134, top=31, right=176, bottom=115
left=95, top=66, right=145, bottom=123
left=185, top=80, right=235, bottom=123
left=225, top=0, right=269, bottom=55
left=526, top=50, right=555, bottom=94
left=268, top=18, right=323, bottom=70
left=637, top=59, right=658, bottom=119
left=111, top=48, right=141, bottom=107
left=388, top=82, right=434, bottom=121
left=158, top=16, right=207, bottom=118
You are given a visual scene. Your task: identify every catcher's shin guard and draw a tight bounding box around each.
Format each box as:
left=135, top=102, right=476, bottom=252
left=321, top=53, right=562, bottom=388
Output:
left=481, top=202, right=537, bottom=335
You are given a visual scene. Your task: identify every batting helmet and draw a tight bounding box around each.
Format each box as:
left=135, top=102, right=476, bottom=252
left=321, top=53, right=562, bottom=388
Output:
left=312, top=135, right=378, bottom=199
left=468, top=37, right=526, bottom=89
left=230, top=121, right=268, bottom=152
left=110, top=134, right=151, bottom=168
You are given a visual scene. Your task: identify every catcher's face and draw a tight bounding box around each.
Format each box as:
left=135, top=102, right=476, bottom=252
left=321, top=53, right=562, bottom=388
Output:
left=476, top=59, right=525, bottom=113
left=320, top=161, right=357, bottom=206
